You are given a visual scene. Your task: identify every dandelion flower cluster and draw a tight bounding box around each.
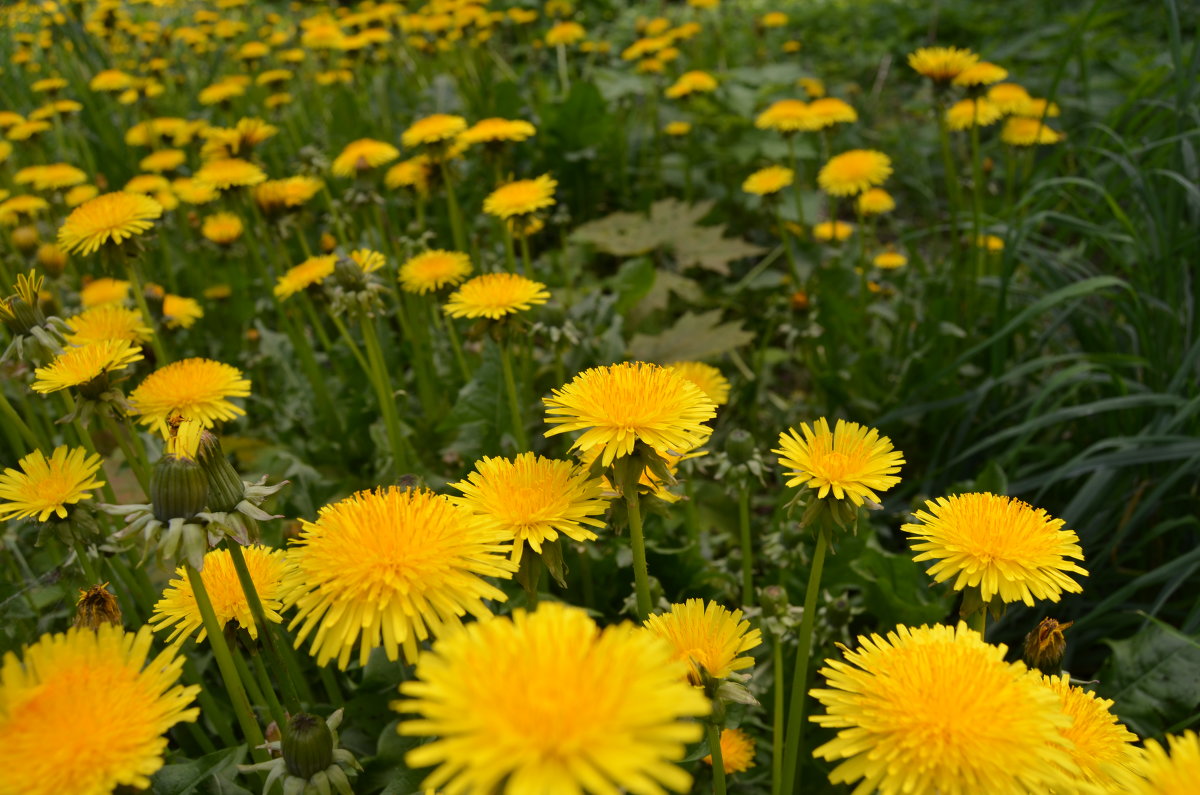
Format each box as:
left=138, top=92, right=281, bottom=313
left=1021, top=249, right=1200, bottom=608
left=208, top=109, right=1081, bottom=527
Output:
left=331, top=138, right=400, bottom=177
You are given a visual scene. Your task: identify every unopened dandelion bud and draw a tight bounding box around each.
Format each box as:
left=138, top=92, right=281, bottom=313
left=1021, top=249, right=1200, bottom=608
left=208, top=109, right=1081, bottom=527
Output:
left=760, top=585, right=789, bottom=618
left=1, top=294, right=44, bottom=335
left=150, top=454, right=208, bottom=522
left=726, top=429, right=755, bottom=465
left=11, top=225, right=40, bottom=253
left=333, top=255, right=367, bottom=291
left=195, top=429, right=244, bottom=512
left=1023, top=617, right=1071, bottom=674
left=37, top=242, right=68, bottom=277
left=74, top=583, right=123, bottom=629
left=283, top=712, right=335, bottom=780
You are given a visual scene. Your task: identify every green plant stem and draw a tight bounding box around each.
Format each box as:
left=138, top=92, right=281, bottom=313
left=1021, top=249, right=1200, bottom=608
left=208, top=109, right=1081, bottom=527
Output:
left=498, top=341, right=529, bottom=451
left=970, top=120, right=986, bottom=285
left=439, top=160, right=468, bottom=252
left=775, top=205, right=802, bottom=288
left=786, top=135, right=807, bottom=228
left=935, top=98, right=963, bottom=262
left=101, top=413, right=149, bottom=495
left=182, top=657, right=239, bottom=748
left=185, top=564, right=270, bottom=763
left=71, top=536, right=100, bottom=586
left=501, top=222, right=519, bottom=272
left=226, top=542, right=303, bottom=713
left=0, top=390, right=40, bottom=451
left=625, top=487, right=653, bottom=620
left=707, top=722, right=727, bottom=795
left=738, top=483, right=754, bottom=607
left=772, top=634, right=785, bottom=795
left=518, top=232, right=535, bottom=277
left=970, top=609, right=987, bottom=639
left=318, top=664, right=344, bottom=707
left=125, top=259, right=169, bottom=364
left=780, top=524, right=831, bottom=795
left=279, top=304, right=344, bottom=437
left=358, top=308, right=415, bottom=474
left=249, top=652, right=289, bottom=731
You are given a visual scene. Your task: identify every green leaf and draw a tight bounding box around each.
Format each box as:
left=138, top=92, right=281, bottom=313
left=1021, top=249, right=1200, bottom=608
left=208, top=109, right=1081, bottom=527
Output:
left=628, top=310, right=754, bottom=363
left=151, top=747, right=244, bottom=795
left=847, top=539, right=955, bottom=627
left=607, top=257, right=656, bottom=315
left=1096, top=616, right=1200, bottom=738
left=438, top=342, right=503, bottom=460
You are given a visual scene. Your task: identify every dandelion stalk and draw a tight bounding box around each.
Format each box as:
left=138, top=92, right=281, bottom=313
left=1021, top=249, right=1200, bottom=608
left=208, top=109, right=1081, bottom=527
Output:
left=518, top=232, right=535, bottom=277
left=498, top=341, right=529, bottom=451
left=439, top=159, right=468, bottom=252
left=707, top=723, right=728, bottom=795
left=625, top=485, right=653, bottom=621
left=70, top=536, right=100, bottom=586
left=969, top=120, right=986, bottom=282
left=738, top=483, right=754, bottom=607
left=358, top=307, right=415, bottom=474
left=775, top=205, right=802, bottom=287
left=780, top=523, right=832, bottom=795
left=0, top=389, right=41, bottom=451
left=124, top=258, right=169, bottom=365
left=772, top=634, right=786, bottom=795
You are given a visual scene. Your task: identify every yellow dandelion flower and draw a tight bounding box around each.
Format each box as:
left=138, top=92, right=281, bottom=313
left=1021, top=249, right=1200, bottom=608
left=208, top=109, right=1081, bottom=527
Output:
left=975, top=234, right=1006, bottom=252
left=667, top=361, right=731, bottom=405
left=0, top=195, right=50, bottom=220
left=253, top=176, right=323, bottom=211
left=0, top=112, right=23, bottom=129
left=450, top=453, right=609, bottom=564
left=873, top=250, right=908, bottom=269
left=171, top=177, right=220, bottom=205
left=1002, top=117, right=1064, bottom=146
left=57, top=191, right=162, bottom=256
left=399, top=249, right=472, bottom=294
left=457, top=117, right=537, bottom=147
left=256, top=68, right=293, bottom=86
left=703, top=728, right=757, bottom=775
left=953, top=61, right=1009, bottom=87
left=65, top=184, right=100, bottom=208
left=128, top=358, right=251, bottom=434
left=124, top=174, right=171, bottom=195
left=162, top=294, right=203, bottom=330
left=195, top=157, right=266, bottom=190
left=443, top=272, right=549, bottom=319
left=1041, top=674, right=1143, bottom=789
left=665, top=70, right=718, bottom=99
left=1019, top=98, right=1061, bottom=119
left=90, top=69, right=135, bottom=91
left=397, top=602, right=710, bottom=795
left=350, top=248, right=386, bottom=274
left=743, top=165, right=795, bottom=196
left=857, top=187, right=896, bottom=215
left=544, top=362, right=717, bottom=467
left=201, top=212, right=243, bottom=245
left=774, top=418, right=904, bottom=506
left=63, top=304, right=152, bottom=346
left=384, top=155, right=433, bottom=194
left=1129, top=731, right=1200, bottom=795
left=903, top=492, right=1088, bottom=605
left=811, top=622, right=1076, bottom=794
left=908, top=46, right=980, bottom=82
left=806, top=97, right=858, bottom=129
left=818, top=150, right=893, bottom=196
left=15, top=163, right=88, bottom=192
left=32, top=339, right=144, bottom=395
left=7, top=120, right=53, bottom=142
left=0, top=625, right=199, bottom=795
left=0, top=446, right=105, bottom=522
left=282, top=487, right=515, bottom=668
left=755, top=99, right=813, bottom=132
left=139, top=149, right=186, bottom=173
left=813, top=221, right=854, bottom=242
left=331, top=138, right=400, bottom=178
left=150, top=546, right=288, bottom=645
left=664, top=121, right=692, bottom=136
left=483, top=174, right=557, bottom=219
left=644, top=598, right=763, bottom=685
left=274, top=255, right=337, bottom=300
left=545, top=21, right=586, bottom=46
left=988, top=82, right=1034, bottom=114
left=946, top=98, right=1003, bottom=131
left=401, top=113, right=467, bottom=148
left=81, top=277, right=131, bottom=308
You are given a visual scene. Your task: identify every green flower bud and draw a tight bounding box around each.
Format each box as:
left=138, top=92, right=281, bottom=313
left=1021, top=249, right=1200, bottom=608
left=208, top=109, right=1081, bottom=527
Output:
left=195, top=429, right=244, bottom=512
left=150, top=454, right=208, bottom=522
left=726, top=429, right=756, bottom=465
left=283, top=712, right=335, bottom=780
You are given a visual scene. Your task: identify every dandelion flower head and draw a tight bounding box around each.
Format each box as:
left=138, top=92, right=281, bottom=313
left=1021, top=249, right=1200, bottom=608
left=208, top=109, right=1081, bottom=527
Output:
left=443, top=272, right=550, bottom=319
left=399, top=250, right=472, bottom=294
left=483, top=174, right=557, bottom=219
left=743, top=165, right=794, bottom=196
left=128, top=357, right=251, bottom=434
left=817, top=149, right=893, bottom=196
left=0, top=446, right=105, bottom=522
left=644, top=598, right=762, bottom=685
left=774, top=418, right=904, bottom=506
left=57, top=192, right=162, bottom=256
left=32, top=339, right=144, bottom=394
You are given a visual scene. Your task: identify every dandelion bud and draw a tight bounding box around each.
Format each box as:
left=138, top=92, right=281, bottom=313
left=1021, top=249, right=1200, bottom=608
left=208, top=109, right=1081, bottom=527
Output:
left=760, top=585, right=789, bottom=618
left=282, top=712, right=335, bottom=780
left=319, top=232, right=336, bottom=252
left=726, top=429, right=756, bottom=465
left=74, top=583, right=123, bottom=630
left=194, top=429, right=244, bottom=512
left=1, top=293, right=44, bottom=335
left=11, top=225, right=40, bottom=253
left=333, top=255, right=367, bottom=291
left=1023, top=617, right=1071, bottom=674
left=150, top=454, right=208, bottom=522
left=37, top=242, right=67, bottom=277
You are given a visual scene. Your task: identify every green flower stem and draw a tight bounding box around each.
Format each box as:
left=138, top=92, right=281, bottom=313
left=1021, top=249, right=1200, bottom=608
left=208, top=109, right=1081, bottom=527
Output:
left=518, top=232, right=535, bottom=277
left=935, top=100, right=963, bottom=263
left=738, top=483, right=754, bottom=607
left=780, top=524, right=832, bottom=795
left=970, top=608, right=987, bottom=639
left=775, top=206, right=802, bottom=288
left=969, top=120, right=986, bottom=285
left=0, top=389, right=40, bottom=452
left=60, top=394, right=119, bottom=505
left=555, top=43, right=570, bottom=98
left=230, top=646, right=271, bottom=720
left=445, top=317, right=472, bottom=381
left=182, top=657, right=239, bottom=748
left=707, top=722, right=727, bottom=795
left=318, top=663, right=345, bottom=707
left=100, top=413, right=149, bottom=495
left=498, top=341, right=529, bottom=451
left=358, top=308, right=415, bottom=474
left=326, top=309, right=371, bottom=375
left=772, top=634, right=786, bottom=795
left=625, top=486, right=653, bottom=620
left=279, top=304, right=344, bottom=438
left=501, top=222, right=519, bottom=272
left=70, top=536, right=100, bottom=586
left=439, top=160, right=468, bottom=253
left=124, top=259, right=170, bottom=365
left=226, top=542, right=304, bottom=713
left=185, top=564, right=271, bottom=764
left=786, top=136, right=807, bottom=229
left=298, top=293, right=339, bottom=367
left=247, top=651, right=288, bottom=731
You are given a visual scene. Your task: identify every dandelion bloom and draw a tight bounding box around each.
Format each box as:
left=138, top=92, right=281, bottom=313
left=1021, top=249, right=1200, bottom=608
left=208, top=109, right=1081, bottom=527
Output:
left=397, top=602, right=710, bottom=794
left=544, top=21, right=586, bottom=46
left=0, top=446, right=105, bottom=522
left=162, top=295, right=204, bottom=330
left=124, top=175, right=171, bottom=195
left=667, top=361, right=731, bottom=405
left=904, top=492, right=1088, bottom=605
left=953, top=61, right=1009, bottom=87
left=331, top=138, right=400, bottom=178
left=139, top=149, right=186, bottom=173
left=274, top=255, right=338, bottom=300
left=545, top=362, right=717, bottom=467
left=450, top=453, right=609, bottom=564
left=384, top=156, right=433, bottom=194
left=350, top=248, right=386, bottom=274
left=253, top=176, right=323, bottom=211
left=444, top=273, right=549, bottom=319
left=908, top=46, right=979, bottom=82
left=171, top=177, right=219, bottom=205
left=774, top=418, right=904, bottom=506
left=664, top=121, right=692, bottom=136
left=32, top=339, right=144, bottom=395
left=644, top=599, right=762, bottom=684
left=195, top=157, right=267, bottom=190
left=806, top=97, right=858, bottom=129
left=813, top=220, right=855, bottom=242
left=65, top=184, right=100, bottom=207
left=817, top=150, right=892, bottom=196
left=282, top=487, right=515, bottom=668
left=201, top=212, right=244, bottom=245
left=742, top=165, right=795, bottom=196
left=57, top=192, right=162, bottom=256
left=665, top=70, right=718, bottom=99
left=873, top=250, right=908, bottom=269
left=0, top=625, right=199, bottom=795
left=1001, top=117, right=1064, bottom=146
left=128, top=358, right=251, bottom=434
left=1128, top=731, right=1200, bottom=795
left=398, top=250, right=472, bottom=294
left=401, top=113, right=467, bottom=148
left=80, top=277, right=131, bottom=307
left=1040, top=674, right=1142, bottom=789
left=811, top=623, right=1076, bottom=794
left=988, top=82, right=1034, bottom=114
left=755, top=99, right=812, bottom=132
left=15, top=163, right=88, bottom=191
left=1019, top=98, right=1061, bottom=119
left=703, top=728, right=756, bottom=775
left=975, top=234, right=1005, bottom=252
left=150, top=546, right=289, bottom=645
left=857, top=187, right=896, bottom=215
left=458, top=118, right=536, bottom=146
left=63, top=305, right=153, bottom=346
left=483, top=174, right=557, bottom=219
left=946, top=98, right=1003, bottom=131
left=0, top=195, right=50, bottom=220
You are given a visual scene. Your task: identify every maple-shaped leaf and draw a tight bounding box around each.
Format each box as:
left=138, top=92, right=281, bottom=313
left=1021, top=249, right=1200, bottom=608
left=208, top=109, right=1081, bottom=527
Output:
left=628, top=309, right=755, bottom=362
